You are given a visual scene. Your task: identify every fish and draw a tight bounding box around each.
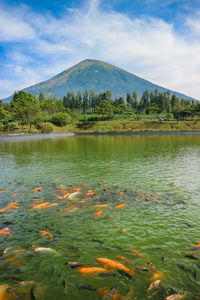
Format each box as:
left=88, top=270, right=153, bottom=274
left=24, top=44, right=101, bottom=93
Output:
left=94, top=209, right=103, bottom=216
left=33, top=246, right=57, bottom=254
left=148, top=280, right=163, bottom=292
left=31, top=202, right=58, bottom=209
left=71, top=200, right=85, bottom=203
left=32, top=187, right=42, bottom=191
left=0, top=190, right=8, bottom=193
left=135, top=266, right=149, bottom=272
left=0, top=201, right=19, bottom=212
left=138, top=195, right=145, bottom=199
left=81, top=184, right=87, bottom=187
left=68, top=192, right=80, bottom=200
left=147, top=262, right=159, bottom=272
left=77, top=267, right=110, bottom=275
left=101, top=180, right=107, bottom=184
left=196, top=242, right=200, bottom=248
left=0, top=284, right=12, bottom=300
left=58, top=190, right=68, bottom=193
left=164, top=292, right=186, bottom=300
left=0, top=227, right=12, bottom=236
left=96, top=258, right=134, bottom=276
left=66, top=261, right=91, bottom=269
left=89, top=204, right=109, bottom=208
left=118, top=192, right=124, bottom=195
left=40, top=230, right=53, bottom=239
left=117, top=269, right=132, bottom=279
left=114, top=203, right=126, bottom=209
left=149, top=271, right=163, bottom=281
left=92, top=238, right=104, bottom=244
left=61, top=206, right=78, bottom=215
left=151, top=197, right=158, bottom=201
left=98, top=287, right=120, bottom=300
left=128, top=249, right=144, bottom=258
left=57, top=192, right=70, bottom=199
left=181, top=223, right=193, bottom=228
left=116, top=256, right=133, bottom=265
left=68, top=188, right=82, bottom=192
left=76, top=284, right=97, bottom=291
left=184, top=254, right=198, bottom=260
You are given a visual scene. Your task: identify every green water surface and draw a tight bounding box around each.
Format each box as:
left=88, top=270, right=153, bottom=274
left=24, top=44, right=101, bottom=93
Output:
left=0, top=134, right=200, bottom=300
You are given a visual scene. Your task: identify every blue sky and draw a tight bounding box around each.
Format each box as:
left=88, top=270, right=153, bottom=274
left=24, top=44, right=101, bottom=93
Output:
left=0, top=0, right=200, bottom=99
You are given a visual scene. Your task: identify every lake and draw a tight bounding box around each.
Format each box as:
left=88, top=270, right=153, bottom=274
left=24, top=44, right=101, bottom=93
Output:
left=0, top=134, right=200, bottom=299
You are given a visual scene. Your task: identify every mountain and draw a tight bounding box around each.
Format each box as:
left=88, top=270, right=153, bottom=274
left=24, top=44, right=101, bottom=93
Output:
left=2, top=59, right=195, bottom=102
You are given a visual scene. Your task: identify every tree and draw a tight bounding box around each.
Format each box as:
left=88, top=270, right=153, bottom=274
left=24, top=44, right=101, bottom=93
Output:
left=82, top=90, right=89, bottom=114
left=95, top=100, right=113, bottom=116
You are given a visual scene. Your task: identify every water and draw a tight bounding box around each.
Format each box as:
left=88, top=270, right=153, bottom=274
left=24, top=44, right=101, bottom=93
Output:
left=0, top=134, right=200, bottom=299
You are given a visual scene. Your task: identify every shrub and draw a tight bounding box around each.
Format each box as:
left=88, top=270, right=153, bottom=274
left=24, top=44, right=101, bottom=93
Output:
left=51, top=113, right=71, bottom=126
left=36, top=123, right=53, bottom=133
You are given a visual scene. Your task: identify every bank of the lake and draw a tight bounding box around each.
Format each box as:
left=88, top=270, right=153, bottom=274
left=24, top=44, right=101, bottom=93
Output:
left=1, top=119, right=200, bottom=136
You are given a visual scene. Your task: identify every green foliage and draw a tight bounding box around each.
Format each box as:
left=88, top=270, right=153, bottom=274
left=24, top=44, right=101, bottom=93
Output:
left=36, top=123, right=53, bottom=133
left=51, top=112, right=71, bottom=126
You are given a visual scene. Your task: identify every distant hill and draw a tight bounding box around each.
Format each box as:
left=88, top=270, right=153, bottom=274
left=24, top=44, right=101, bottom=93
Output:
left=2, top=59, right=195, bottom=102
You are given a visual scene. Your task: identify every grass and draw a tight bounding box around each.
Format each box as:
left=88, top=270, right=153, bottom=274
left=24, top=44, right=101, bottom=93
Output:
left=1, top=120, right=200, bottom=135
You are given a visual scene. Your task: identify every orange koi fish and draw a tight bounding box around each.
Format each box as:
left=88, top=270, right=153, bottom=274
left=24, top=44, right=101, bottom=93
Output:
left=151, top=197, right=158, bottom=201
left=196, top=242, right=200, bottom=247
left=94, top=209, right=103, bottom=216
left=77, top=266, right=110, bottom=275
left=89, top=204, right=109, bottom=208
left=31, top=202, right=50, bottom=209
left=40, top=230, right=53, bottom=239
left=118, top=192, right=124, bottom=195
left=0, top=190, right=8, bottom=194
left=32, top=187, right=42, bottom=191
left=149, top=271, right=163, bottom=281
left=0, top=201, right=19, bottom=212
left=0, top=228, right=12, bottom=236
left=85, top=192, right=95, bottom=196
left=101, top=180, right=107, bottom=184
left=147, top=262, right=159, bottom=273
left=11, top=192, right=17, bottom=196
left=58, top=190, right=68, bottom=194
left=129, top=249, right=144, bottom=258
left=164, top=292, right=186, bottom=300
left=56, top=193, right=70, bottom=199
left=81, top=184, right=87, bottom=186
left=114, top=203, right=126, bottom=209
left=116, top=256, right=133, bottom=265
left=48, top=203, right=59, bottom=207
left=138, top=195, right=145, bottom=199
left=96, top=258, right=134, bottom=276
left=68, top=188, right=82, bottom=192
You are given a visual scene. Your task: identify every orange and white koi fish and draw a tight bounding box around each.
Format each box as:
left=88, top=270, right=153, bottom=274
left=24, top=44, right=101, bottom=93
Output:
left=114, top=203, right=126, bottom=209
left=148, top=280, right=163, bottom=292
left=0, top=227, right=12, bottom=236
left=94, top=209, right=103, bottom=216
left=77, top=267, right=110, bottom=275
left=40, top=230, right=53, bottom=239
left=165, top=292, right=186, bottom=300
left=32, top=187, right=42, bottom=191
left=90, top=204, right=109, bottom=208
left=98, top=287, right=121, bottom=300
left=68, top=192, right=80, bottom=200
left=96, top=258, right=134, bottom=276
left=116, top=256, right=133, bottom=265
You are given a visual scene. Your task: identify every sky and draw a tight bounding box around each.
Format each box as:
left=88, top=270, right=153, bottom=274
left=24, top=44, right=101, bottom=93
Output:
left=0, top=0, right=200, bottom=99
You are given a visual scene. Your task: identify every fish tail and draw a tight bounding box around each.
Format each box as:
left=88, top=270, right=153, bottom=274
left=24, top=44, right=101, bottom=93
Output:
left=129, top=269, right=135, bottom=276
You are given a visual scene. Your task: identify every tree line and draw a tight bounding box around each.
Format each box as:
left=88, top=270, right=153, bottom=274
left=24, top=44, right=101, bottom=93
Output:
left=0, top=89, right=200, bottom=132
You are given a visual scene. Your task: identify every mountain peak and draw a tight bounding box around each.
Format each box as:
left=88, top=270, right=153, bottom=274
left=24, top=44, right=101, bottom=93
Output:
left=2, top=59, right=194, bottom=102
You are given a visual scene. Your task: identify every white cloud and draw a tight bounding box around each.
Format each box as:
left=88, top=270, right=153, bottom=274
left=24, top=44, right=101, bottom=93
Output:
left=0, top=1, right=200, bottom=99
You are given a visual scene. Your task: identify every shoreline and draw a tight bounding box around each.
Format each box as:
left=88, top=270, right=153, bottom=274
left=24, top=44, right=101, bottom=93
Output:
left=1, top=130, right=200, bottom=141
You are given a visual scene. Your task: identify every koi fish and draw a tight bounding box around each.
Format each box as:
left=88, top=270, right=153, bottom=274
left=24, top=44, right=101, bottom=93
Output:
left=135, top=266, right=149, bottom=272
left=149, top=271, right=163, bottom=281
left=0, top=190, right=7, bottom=193
left=148, top=280, right=163, bottom=292
left=118, top=192, right=124, bottom=195
left=31, top=202, right=50, bottom=209
left=114, top=203, right=126, bottom=209
left=96, top=258, right=134, bottom=276
left=151, top=197, right=158, bottom=201
left=98, top=287, right=121, bottom=300
left=32, top=187, right=42, bottom=191
left=85, top=192, right=95, bottom=196
left=81, top=184, right=87, bottom=186
left=116, top=256, right=133, bottom=265
left=40, top=230, right=53, bottom=239
left=94, top=209, right=103, bottom=216
left=147, top=262, right=159, bottom=273
left=0, top=201, right=19, bottom=212
left=0, top=285, right=10, bottom=299
left=138, top=195, right=145, bottom=199
left=57, top=192, right=70, bottom=199
left=68, top=188, right=82, bottom=192
left=60, top=206, right=78, bottom=215
left=58, top=190, right=68, bottom=194
left=129, top=249, right=144, bottom=258
left=0, top=227, right=12, bottom=236
left=89, top=204, right=109, bottom=208
left=165, top=292, right=186, bottom=300
left=101, top=180, right=107, bottom=184
left=77, top=267, right=110, bottom=275
left=68, top=192, right=80, bottom=200
left=33, top=246, right=57, bottom=254
left=196, top=242, right=200, bottom=247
